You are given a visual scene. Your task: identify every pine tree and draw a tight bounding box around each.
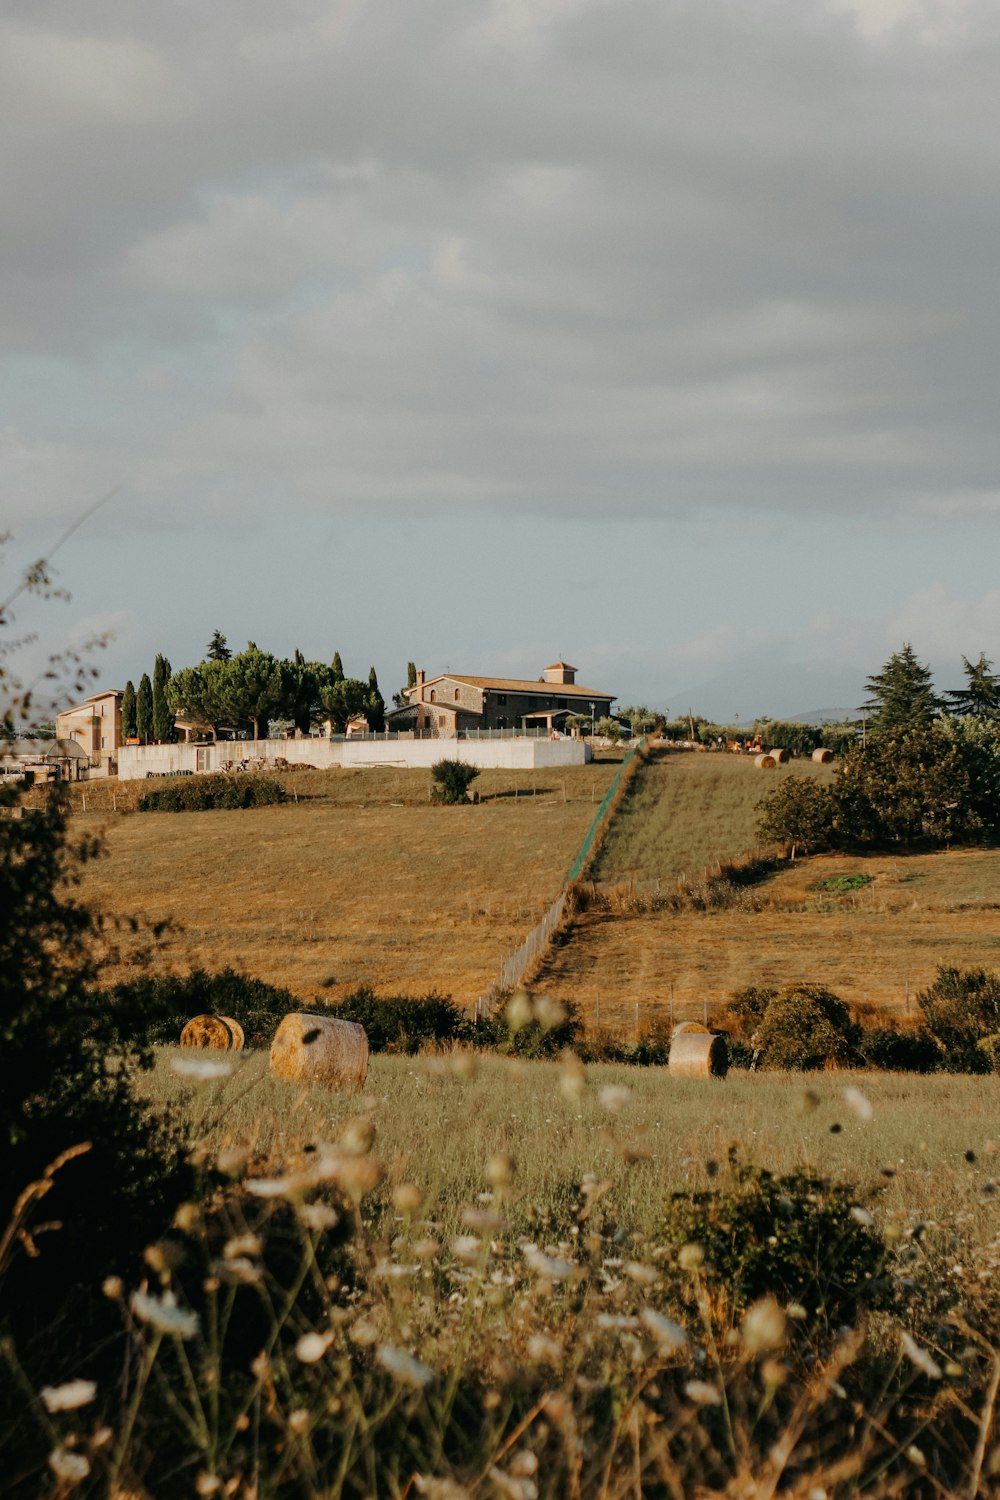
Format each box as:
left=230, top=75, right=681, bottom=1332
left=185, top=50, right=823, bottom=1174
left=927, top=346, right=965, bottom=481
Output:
left=945, top=653, right=1000, bottom=718
left=206, top=630, right=231, bottom=662
left=136, top=673, right=154, bottom=743
left=862, top=643, right=941, bottom=728
left=121, top=680, right=137, bottom=740
left=152, top=654, right=174, bottom=743
left=331, top=651, right=345, bottom=683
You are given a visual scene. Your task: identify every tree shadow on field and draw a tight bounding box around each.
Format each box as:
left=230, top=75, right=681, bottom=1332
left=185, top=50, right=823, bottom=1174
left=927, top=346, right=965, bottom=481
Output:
left=478, top=786, right=555, bottom=802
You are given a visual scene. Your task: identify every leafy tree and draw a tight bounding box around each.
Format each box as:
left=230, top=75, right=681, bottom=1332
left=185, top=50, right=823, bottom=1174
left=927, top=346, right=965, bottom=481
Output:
left=753, top=720, right=822, bottom=756
left=365, top=666, right=385, bottom=732
left=283, top=650, right=325, bottom=736
left=594, top=715, right=623, bottom=742
left=206, top=629, right=231, bottom=662
left=862, top=643, right=941, bottom=727
left=34, top=719, right=56, bottom=740
left=168, top=659, right=233, bottom=740
left=320, top=676, right=369, bottom=733
left=618, top=704, right=657, bottom=736
left=331, top=651, right=345, bottom=683
left=836, top=724, right=982, bottom=844
left=755, top=776, right=837, bottom=852
left=226, top=643, right=285, bottom=738
left=136, top=671, right=153, bottom=743
left=152, top=652, right=174, bottom=743
left=121, top=678, right=137, bottom=739
left=945, top=652, right=1000, bottom=718
left=431, top=758, right=480, bottom=803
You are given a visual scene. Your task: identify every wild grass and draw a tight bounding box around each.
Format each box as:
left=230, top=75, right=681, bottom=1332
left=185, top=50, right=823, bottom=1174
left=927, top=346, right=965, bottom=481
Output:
left=12, top=1053, right=997, bottom=1496
left=143, top=1052, right=1000, bottom=1253
left=71, top=763, right=620, bottom=1005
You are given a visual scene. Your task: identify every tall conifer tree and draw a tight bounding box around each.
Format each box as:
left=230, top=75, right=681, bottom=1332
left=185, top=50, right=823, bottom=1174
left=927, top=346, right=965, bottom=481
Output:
left=136, top=674, right=154, bottom=744
left=152, top=654, right=174, bottom=743
left=121, top=680, right=137, bottom=740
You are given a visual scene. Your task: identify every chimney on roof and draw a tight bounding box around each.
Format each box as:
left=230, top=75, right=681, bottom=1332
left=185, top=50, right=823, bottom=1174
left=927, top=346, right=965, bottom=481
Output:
left=544, top=661, right=577, bottom=685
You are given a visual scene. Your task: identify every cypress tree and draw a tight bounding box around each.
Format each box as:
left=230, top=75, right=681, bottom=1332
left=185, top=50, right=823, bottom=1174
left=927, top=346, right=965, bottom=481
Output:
left=121, top=680, right=137, bottom=740
left=406, top=661, right=417, bottom=689
left=136, top=674, right=153, bottom=744
left=152, top=654, right=174, bottom=743
left=331, top=651, right=345, bottom=683
left=365, top=666, right=385, bottom=732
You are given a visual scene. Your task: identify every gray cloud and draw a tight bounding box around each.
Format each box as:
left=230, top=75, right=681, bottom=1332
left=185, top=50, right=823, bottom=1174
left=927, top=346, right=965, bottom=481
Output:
left=4, top=0, right=1000, bottom=537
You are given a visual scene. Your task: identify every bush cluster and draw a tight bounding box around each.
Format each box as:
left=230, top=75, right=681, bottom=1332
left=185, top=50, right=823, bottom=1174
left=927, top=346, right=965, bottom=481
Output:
left=138, top=772, right=288, bottom=811
left=430, top=759, right=480, bottom=804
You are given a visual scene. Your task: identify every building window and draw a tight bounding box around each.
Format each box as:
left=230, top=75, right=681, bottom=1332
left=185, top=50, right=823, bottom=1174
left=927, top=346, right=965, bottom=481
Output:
left=454, top=689, right=460, bottom=701
left=430, top=690, right=436, bottom=702
left=100, top=737, right=106, bottom=749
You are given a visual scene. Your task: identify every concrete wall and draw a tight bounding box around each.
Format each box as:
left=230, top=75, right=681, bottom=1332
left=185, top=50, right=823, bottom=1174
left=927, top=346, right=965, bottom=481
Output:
left=117, top=735, right=591, bottom=780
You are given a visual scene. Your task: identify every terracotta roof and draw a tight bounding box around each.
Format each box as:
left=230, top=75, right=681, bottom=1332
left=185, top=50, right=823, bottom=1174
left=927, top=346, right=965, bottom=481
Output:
left=545, top=661, right=577, bottom=671
left=408, top=674, right=614, bottom=701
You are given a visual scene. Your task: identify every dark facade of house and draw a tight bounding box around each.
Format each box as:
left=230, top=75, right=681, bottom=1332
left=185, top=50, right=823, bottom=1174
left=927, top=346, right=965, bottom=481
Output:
left=388, top=662, right=615, bottom=736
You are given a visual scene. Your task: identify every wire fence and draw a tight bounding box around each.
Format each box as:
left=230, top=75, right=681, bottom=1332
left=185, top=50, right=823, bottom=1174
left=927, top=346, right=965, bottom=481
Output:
left=474, top=738, right=649, bottom=1017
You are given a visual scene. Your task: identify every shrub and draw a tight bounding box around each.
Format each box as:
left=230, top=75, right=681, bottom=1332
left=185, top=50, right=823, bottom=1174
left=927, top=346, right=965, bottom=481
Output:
left=977, top=1033, right=1000, bottom=1072
left=660, top=1156, right=891, bottom=1333
left=138, top=772, right=287, bottom=811
left=755, top=985, right=858, bottom=1069
left=473, top=995, right=583, bottom=1057
left=917, top=965, right=1000, bottom=1052
left=0, top=783, right=190, bottom=1350
left=100, top=968, right=297, bottom=1048
left=328, top=988, right=469, bottom=1052
left=711, top=986, right=777, bottom=1042
left=430, top=759, right=480, bottom=804
left=858, top=1026, right=939, bottom=1072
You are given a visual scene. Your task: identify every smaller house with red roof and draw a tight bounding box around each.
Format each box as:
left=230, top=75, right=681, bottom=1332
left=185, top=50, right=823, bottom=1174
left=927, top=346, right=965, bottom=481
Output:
left=389, top=661, right=616, bottom=737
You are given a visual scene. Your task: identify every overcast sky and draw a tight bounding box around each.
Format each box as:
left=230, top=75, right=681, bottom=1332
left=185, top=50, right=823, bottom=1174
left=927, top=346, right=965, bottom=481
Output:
left=4, top=0, right=999, bottom=719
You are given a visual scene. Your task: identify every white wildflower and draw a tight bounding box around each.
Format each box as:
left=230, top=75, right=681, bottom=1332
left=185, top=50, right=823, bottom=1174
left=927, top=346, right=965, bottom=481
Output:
left=900, top=1331, right=942, bottom=1379
left=377, top=1344, right=434, bottom=1388
left=413, top=1477, right=471, bottom=1500
left=130, top=1289, right=199, bottom=1339
left=684, top=1380, right=723, bottom=1406
left=526, top=1333, right=564, bottom=1363
left=850, top=1206, right=875, bottom=1227
left=843, top=1086, right=873, bottom=1122
left=295, top=1331, right=334, bottom=1363
left=522, top=1246, right=578, bottom=1281
left=39, top=1379, right=96, bottom=1412
left=300, top=1202, right=339, bottom=1232
left=598, top=1085, right=632, bottom=1112
left=742, top=1296, right=787, bottom=1354
left=373, top=1259, right=421, bottom=1279
left=170, top=1057, right=233, bottom=1081
left=639, top=1308, right=688, bottom=1353
left=595, top=1313, right=640, bottom=1330
left=48, top=1448, right=90, bottom=1483
left=488, top=1467, right=538, bottom=1499
left=451, top=1235, right=483, bottom=1263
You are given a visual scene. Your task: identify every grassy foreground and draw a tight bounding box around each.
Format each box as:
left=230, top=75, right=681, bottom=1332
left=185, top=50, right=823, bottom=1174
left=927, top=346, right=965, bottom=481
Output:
left=40, top=1053, right=987, bottom=1498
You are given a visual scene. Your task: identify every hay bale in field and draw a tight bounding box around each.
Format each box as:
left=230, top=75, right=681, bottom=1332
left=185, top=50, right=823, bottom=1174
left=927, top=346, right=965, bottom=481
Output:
left=217, top=1016, right=245, bottom=1050
left=672, top=1020, right=710, bottom=1037
left=180, top=1014, right=237, bottom=1049
left=270, top=1013, right=369, bottom=1089
left=754, top=752, right=777, bottom=770
left=769, top=747, right=790, bottom=764
left=812, top=747, right=834, bottom=764
left=668, top=1032, right=728, bottom=1079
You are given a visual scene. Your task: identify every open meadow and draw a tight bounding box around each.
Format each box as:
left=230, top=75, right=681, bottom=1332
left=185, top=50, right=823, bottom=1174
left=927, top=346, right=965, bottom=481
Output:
left=71, top=761, right=620, bottom=1005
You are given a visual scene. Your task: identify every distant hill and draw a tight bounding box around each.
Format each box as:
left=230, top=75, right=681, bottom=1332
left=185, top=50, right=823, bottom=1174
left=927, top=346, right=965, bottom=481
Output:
left=667, top=658, right=865, bottom=723
left=786, top=707, right=861, bottom=726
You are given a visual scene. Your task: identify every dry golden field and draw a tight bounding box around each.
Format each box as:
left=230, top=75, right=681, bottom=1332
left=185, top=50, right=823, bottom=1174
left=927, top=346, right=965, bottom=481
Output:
left=74, top=761, right=620, bottom=1004
left=535, top=843, right=1000, bottom=1031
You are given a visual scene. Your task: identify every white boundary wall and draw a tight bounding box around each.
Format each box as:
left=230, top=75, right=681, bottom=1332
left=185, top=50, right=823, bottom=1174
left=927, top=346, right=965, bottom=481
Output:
left=117, top=736, right=592, bottom=780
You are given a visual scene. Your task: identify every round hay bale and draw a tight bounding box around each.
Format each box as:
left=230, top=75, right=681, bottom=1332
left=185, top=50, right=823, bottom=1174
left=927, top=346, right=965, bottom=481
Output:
left=672, top=1020, right=710, bottom=1037
left=812, top=747, right=834, bottom=764
left=754, top=752, right=777, bottom=770
left=769, top=747, right=790, bottom=764
left=270, top=1013, right=369, bottom=1089
left=668, top=1032, right=728, bottom=1079
left=217, top=1016, right=245, bottom=1050
left=180, top=1014, right=235, bottom=1049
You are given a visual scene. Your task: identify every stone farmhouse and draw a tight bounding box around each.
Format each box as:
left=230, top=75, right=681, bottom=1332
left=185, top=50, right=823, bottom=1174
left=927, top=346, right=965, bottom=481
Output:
left=389, top=661, right=616, bottom=737
left=55, top=689, right=123, bottom=776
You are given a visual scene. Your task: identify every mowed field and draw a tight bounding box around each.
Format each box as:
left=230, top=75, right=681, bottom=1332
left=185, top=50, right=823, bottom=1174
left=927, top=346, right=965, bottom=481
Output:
left=74, top=762, right=620, bottom=1004
left=534, top=751, right=1000, bottom=1030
